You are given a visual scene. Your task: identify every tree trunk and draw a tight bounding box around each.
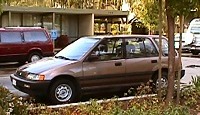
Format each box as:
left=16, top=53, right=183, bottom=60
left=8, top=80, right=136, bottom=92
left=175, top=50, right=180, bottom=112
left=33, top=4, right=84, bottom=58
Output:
left=158, top=0, right=163, bottom=100
left=176, top=15, right=184, bottom=104
left=165, top=0, right=176, bottom=104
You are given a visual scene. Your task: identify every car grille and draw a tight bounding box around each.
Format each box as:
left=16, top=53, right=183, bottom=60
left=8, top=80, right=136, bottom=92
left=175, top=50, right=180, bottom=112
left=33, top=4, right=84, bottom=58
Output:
left=15, top=70, right=28, bottom=78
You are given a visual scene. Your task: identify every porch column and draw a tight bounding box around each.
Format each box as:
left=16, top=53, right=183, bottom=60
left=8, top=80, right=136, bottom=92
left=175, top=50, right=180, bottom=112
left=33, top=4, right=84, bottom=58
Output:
left=8, top=11, right=11, bottom=26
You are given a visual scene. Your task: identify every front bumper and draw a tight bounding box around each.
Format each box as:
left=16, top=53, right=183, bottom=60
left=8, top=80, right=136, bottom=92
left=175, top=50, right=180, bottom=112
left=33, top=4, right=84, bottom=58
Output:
left=190, top=46, right=200, bottom=51
left=10, top=74, right=50, bottom=96
left=175, top=69, right=185, bottom=79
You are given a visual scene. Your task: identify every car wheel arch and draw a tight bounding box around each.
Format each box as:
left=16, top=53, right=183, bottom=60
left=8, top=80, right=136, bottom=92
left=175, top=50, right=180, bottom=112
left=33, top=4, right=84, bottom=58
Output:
left=28, top=49, right=43, bottom=55
left=152, top=68, right=168, bottom=80
left=27, top=50, right=43, bottom=62
left=48, top=75, right=81, bottom=104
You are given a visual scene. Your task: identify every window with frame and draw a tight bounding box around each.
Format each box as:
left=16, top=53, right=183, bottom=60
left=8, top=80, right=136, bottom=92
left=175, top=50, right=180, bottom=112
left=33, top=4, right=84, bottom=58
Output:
left=0, top=32, right=22, bottom=43
left=154, top=37, right=168, bottom=56
left=90, top=38, right=123, bottom=61
left=24, top=31, right=47, bottom=42
left=125, top=37, right=158, bottom=58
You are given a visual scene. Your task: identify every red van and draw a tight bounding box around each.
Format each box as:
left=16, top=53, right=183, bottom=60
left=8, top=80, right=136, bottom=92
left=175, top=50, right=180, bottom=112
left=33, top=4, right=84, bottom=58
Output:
left=0, top=27, right=54, bottom=64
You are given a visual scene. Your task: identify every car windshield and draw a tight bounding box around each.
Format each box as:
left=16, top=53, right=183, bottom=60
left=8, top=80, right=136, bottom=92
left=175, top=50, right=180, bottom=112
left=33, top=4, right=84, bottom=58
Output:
left=55, top=37, right=100, bottom=60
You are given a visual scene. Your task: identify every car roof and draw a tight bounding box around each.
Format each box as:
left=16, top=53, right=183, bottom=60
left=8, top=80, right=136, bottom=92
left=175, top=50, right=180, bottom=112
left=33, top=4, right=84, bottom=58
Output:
left=0, top=27, right=45, bottom=31
left=85, top=34, right=166, bottom=39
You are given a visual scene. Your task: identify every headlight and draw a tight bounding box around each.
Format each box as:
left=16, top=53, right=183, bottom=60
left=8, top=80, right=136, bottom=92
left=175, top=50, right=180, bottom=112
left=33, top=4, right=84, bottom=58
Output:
left=192, top=35, right=196, bottom=43
left=27, top=73, right=45, bottom=80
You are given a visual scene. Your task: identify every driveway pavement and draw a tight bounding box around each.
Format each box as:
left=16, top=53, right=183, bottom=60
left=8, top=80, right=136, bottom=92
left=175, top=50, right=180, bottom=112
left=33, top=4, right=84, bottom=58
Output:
left=181, top=57, right=200, bottom=84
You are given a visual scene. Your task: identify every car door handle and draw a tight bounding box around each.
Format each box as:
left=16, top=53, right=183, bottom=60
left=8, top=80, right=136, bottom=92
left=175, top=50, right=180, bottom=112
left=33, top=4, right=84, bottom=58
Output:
left=115, top=62, right=122, bottom=66
left=151, top=60, right=157, bottom=63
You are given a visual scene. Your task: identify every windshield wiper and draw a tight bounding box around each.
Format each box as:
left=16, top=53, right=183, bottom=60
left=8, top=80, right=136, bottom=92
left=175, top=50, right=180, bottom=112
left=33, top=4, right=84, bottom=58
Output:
left=55, top=56, right=77, bottom=61
left=55, top=56, right=70, bottom=60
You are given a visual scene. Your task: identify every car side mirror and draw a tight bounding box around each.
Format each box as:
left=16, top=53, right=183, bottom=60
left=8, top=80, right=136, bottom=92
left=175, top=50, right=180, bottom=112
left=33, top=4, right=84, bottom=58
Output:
left=87, top=55, right=99, bottom=62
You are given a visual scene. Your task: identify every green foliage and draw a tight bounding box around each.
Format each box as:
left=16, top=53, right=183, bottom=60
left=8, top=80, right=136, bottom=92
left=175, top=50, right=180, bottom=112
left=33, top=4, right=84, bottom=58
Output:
left=192, top=76, right=200, bottom=90
left=180, top=76, right=200, bottom=108
left=131, top=0, right=160, bottom=33
left=168, top=0, right=200, bottom=17
left=0, top=85, right=29, bottom=115
left=162, top=104, right=189, bottom=115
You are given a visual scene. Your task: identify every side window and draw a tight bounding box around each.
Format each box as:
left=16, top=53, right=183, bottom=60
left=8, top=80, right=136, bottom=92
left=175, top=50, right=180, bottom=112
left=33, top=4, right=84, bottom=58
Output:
left=143, top=38, right=158, bottom=56
left=24, top=31, right=47, bottom=42
left=90, top=38, right=123, bottom=61
left=1, top=32, right=22, bottom=43
left=125, top=37, right=158, bottom=58
left=154, top=38, right=168, bottom=56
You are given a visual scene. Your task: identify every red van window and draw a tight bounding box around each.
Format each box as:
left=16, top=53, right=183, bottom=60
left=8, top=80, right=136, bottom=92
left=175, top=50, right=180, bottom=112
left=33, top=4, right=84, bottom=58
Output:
left=24, top=31, right=47, bottom=42
left=1, top=32, right=22, bottom=43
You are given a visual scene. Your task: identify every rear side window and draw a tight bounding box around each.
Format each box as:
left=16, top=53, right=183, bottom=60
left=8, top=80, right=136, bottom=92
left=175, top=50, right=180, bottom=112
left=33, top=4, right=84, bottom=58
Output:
left=0, top=32, right=22, bottom=43
left=125, top=37, right=158, bottom=58
left=154, top=38, right=168, bottom=56
left=24, top=31, right=47, bottom=42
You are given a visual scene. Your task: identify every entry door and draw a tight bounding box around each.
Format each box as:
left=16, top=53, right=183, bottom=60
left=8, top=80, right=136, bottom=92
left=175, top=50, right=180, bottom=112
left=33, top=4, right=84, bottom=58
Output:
left=82, top=38, right=126, bottom=91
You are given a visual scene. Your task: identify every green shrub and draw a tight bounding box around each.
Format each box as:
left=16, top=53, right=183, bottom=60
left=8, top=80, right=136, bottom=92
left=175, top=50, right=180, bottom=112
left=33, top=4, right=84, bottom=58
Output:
left=180, top=76, right=200, bottom=108
left=0, top=86, right=29, bottom=115
left=192, top=76, right=200, bottom=91
left=162, top=104, right=189, bottom=115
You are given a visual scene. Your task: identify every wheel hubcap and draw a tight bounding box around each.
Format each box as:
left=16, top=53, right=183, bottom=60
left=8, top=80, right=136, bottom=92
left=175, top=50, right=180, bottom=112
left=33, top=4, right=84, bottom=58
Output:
left=156, top=77, right=168, bottom=89
left=55, top=84, right=72, bottom=102
left=31, top=55, right=40, bottom=62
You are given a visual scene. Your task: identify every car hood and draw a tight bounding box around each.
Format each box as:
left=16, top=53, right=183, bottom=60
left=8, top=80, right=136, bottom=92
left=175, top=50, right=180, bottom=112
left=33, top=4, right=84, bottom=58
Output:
left=18, top=57, right=77, bottom=74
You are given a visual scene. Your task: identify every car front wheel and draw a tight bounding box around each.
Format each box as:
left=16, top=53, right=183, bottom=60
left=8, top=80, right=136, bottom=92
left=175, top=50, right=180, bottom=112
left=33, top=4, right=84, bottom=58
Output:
left=49, top=79, right=77, bottom=104
left=191, top=51, right=199, bottom=55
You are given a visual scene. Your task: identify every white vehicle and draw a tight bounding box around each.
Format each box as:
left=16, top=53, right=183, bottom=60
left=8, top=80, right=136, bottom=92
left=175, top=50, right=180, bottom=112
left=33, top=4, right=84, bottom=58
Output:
left=175, top=18, right=200, bottom=54
left=187, top=18, right=200, bottom=55
left=174, top=33, right=193, bottom=52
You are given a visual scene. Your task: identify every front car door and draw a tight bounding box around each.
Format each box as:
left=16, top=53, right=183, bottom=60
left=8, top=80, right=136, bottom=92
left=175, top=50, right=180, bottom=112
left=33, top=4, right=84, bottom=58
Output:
left=82, top=37, right=126, bottom=94
left=125, top=37, right=159, bottom=86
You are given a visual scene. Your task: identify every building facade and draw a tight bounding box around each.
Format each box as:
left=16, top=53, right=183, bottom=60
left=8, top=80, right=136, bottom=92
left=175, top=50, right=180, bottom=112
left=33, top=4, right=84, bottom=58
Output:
left=0, top=6, right=129, bottom=42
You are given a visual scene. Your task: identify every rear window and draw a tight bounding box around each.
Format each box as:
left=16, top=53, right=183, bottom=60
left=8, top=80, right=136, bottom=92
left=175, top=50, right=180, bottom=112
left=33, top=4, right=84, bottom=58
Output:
left=24, top=31, right=47, bottom=42
left=0, top=32, right=22, bottom=43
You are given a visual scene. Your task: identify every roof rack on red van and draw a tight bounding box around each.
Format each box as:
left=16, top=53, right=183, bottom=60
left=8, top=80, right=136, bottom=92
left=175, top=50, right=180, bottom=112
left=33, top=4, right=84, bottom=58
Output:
left=4, top=27, right=43, bottom=29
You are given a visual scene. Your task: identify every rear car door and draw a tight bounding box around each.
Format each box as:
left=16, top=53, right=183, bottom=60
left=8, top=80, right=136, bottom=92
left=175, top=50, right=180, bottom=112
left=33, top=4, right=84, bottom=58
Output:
left=82, top=37, right=126, bottom=93
left=0, top=31, right=24, bottom=62
left=125, top=37, right=159, bottom=86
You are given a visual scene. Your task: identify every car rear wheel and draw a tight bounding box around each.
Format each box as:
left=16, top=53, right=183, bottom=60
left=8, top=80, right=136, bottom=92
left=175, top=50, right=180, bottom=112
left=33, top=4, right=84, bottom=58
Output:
left=49, top=79, right=77, bottom=104
left=28, top=52, right=42, bottom=62
left=191, top=51, right=199, bottom=55
left=152, top=71, right=168, bottom=92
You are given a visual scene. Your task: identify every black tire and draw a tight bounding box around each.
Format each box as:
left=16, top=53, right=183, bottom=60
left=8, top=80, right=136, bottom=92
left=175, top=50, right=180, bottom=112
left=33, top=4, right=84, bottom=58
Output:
left=152, top=71, right=168, bottom=93
left=28, top=52, right=42, bottom=62
left=49, top=79, right=77, bottom=104
left=191, top=51, right=199, bottom=55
